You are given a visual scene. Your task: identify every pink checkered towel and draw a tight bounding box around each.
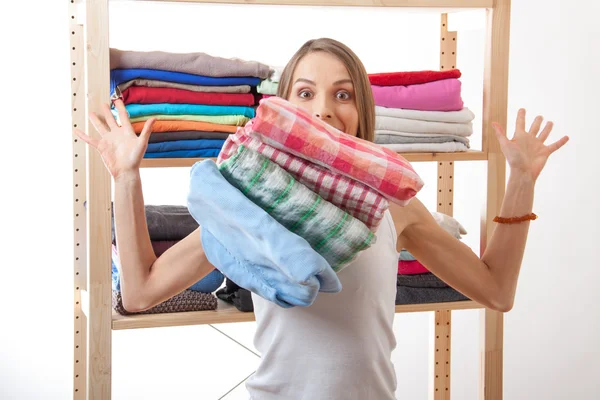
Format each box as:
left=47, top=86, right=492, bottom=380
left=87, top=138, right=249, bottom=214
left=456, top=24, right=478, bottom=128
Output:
left=238, top=96, right=424, bottom=205
left=218, top=129, right=389, bottom=232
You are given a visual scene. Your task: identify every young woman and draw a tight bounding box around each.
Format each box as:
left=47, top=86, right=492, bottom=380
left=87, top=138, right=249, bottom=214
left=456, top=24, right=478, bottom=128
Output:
left=75, top=38, right=569, bottom=400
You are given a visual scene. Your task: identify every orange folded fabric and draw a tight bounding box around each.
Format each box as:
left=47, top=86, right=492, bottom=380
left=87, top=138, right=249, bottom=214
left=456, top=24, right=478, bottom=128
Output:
left=132, top=120, right=239, bottom=134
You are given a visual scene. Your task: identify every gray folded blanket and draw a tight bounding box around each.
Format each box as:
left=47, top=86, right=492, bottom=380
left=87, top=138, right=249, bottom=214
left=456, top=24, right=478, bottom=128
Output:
left=111, top=204, right=198, bottom=243
left=397, top=273, right=449, bottom=289
left=110, top=48, right=272, bottom=79
left=395, top=286, right=469, bottom=305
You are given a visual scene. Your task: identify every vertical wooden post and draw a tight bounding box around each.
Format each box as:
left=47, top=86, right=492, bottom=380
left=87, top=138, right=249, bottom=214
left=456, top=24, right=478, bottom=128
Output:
left=84, top=0, right=112, bottom=398
left=70, top=1, right=87, bottom=398
left=480, top=1, right=511, bottom=399
left=430, top=14, right=457, bottom=400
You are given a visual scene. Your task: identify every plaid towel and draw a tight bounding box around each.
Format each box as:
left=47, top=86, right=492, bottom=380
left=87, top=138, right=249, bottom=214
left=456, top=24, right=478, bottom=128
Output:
left=218, top=129, right=388, bottom=231
left=219, top=145, right=376, bottom=272
left=242, top=96, right=424, bottom=205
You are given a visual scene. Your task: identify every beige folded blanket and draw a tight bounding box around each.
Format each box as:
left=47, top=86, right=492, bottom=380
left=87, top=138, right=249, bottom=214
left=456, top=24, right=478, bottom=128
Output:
left=110, top=48, right=271, bottom=79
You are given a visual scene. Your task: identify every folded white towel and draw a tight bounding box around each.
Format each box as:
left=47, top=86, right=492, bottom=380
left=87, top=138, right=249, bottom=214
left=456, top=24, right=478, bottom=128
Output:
left=375, top=130, right=470, bottom=146
left=375, top=106, right=475, bottom=123
left=376, top=115, right=473, bottom=137
left=382, top=142, right=469, bottom=153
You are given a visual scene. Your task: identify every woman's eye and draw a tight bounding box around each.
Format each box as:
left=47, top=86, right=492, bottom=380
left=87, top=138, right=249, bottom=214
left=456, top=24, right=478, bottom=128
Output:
left=298, top=90, right=313, bottom=99
left=336, top=91, right=351, bottom=100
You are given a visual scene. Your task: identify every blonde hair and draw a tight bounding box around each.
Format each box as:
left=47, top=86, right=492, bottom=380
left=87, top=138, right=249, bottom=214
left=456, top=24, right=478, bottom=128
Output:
left=276, top=38, right=375, bottom=142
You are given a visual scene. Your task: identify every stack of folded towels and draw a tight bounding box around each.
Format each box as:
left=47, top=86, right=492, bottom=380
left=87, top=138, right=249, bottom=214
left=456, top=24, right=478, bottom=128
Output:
left=109, top=48, right=272, bottom=159
left=369, top=69, right=475, bottom=153
left=187, top=96, right=425, bottom=308
left=111, top=205, right=225, bottom=315
left=396, top=212, right=470, bottom=305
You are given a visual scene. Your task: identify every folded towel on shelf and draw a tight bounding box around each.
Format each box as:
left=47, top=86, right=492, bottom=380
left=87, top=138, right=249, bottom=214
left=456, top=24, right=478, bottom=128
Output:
left=110, top=48, right=271, bottom=79
left=257, top=79, right=278, bottom=95
left=117, top=79, right=252, bottom=94
left=380, top=142, right=469, bottom=153
left=396, top=273, right=449, bottom=289
left=187, top=159, right=342, bottom=309
left=144, top=149, right=222, bottom=158
left=371, top=79, right=463, bottom=111
left=110, top=69, right=261, bottom=95
left=219, top=145, right=375, bottom=272
left=369, top=69, right=461, bottom=86
left=120, top=86, right=256, bottom=106
left=131, top=120, right=238, bottom=134
left=375, top=106, right=475, bottom=123
left=244, top=97, right=424, bottom=205
left=375, top=133, right=470, bottom=146
left=129, top=114, right=250, bottom=126
left=124, top=103, right=256, bottom=119
left=146, top=139, right=226, bottom=154
left=375, top=115, right=473, bottom=136
left=149, top=130, right=231, bottom=144
left=218, top=129, right=389, bottom=231
left=398, top=260, right=430, bottom=275
left=112, top=290, right=218, bottom=315
left=395, top=286, right=469, bottom=305
left=111, top=204, right=198, bottom=243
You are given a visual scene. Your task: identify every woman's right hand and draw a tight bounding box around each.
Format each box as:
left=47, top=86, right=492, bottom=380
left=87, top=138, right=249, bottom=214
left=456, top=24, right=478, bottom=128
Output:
left=73, top=99, right=156, bottom=179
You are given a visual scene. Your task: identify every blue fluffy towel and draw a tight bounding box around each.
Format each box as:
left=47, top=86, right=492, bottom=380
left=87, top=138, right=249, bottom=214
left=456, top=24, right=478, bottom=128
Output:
left=186, top=159, right=342, bottom=308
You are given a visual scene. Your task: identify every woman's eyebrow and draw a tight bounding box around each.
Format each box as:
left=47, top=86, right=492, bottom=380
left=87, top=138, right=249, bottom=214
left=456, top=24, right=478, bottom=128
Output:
left=294, top=78, right=316, bottom=85
left=333, top=79, right=353, bottom=86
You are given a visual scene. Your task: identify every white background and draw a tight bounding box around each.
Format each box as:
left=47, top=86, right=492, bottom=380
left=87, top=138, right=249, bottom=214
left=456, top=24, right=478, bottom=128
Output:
left=0, top=0, right=598, bottom=399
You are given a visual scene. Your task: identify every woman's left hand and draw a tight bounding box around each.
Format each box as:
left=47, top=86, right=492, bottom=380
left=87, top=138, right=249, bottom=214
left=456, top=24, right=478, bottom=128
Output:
left=492, top=109, right=569, bottom=181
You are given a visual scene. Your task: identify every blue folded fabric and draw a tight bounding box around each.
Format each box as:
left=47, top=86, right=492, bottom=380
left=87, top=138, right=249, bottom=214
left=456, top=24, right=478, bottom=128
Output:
left=110, top=68, right=261, bottom=94
left=143, top=149, right=222, bottom=159
left=125, top=103, right=256, bottom=119
left=186, top=159, right=342, bottom=308
left=146, top=139, right=226, bottom=153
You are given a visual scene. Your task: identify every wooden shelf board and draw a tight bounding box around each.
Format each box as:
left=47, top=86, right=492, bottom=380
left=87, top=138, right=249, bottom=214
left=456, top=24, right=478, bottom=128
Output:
left=139, top=151, right=487, bottom=168
left=112, top=299, right=481, bottom=330
left=126, top=0, right=493, bottom=8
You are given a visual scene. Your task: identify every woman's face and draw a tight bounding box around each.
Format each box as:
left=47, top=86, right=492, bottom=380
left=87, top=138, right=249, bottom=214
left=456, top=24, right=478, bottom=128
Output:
left=287, top=51, right=359, bottom=137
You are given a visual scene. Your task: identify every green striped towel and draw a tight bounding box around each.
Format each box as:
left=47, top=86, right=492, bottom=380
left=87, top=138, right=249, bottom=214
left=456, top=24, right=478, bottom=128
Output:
left=218, top=145, right=376, bottom=272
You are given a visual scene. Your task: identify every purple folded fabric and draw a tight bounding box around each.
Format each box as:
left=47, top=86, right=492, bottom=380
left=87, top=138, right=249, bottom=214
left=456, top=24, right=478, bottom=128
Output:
left=371, top=78, right=463, bottom=111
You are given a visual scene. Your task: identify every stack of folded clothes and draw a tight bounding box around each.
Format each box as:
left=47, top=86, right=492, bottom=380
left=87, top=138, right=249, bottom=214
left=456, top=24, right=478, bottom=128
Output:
left=109, top=48, right=272, bottom=159
left=187, top=96, right=425, bottom=308
left=395, top=212, right=471, bottom=305
left=111, top=205, right=224, bottom=315
left=369, top=69, right=475, bottom=153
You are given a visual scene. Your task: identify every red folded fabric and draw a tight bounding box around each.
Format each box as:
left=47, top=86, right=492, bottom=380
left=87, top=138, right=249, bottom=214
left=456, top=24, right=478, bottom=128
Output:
left=121, top=86, right=256, bottom=106
left=368, top=69, right=461, bottom=86
left=398, top=260, right=430, bottom=275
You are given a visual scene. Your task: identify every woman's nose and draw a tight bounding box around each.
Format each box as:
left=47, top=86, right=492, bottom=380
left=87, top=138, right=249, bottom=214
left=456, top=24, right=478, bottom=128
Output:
left=313, top=99, right=333, bottom=120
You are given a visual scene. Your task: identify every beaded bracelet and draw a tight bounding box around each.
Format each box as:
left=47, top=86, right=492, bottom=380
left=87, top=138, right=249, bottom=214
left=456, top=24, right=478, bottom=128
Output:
left=493, top=213, right=538, bottom=224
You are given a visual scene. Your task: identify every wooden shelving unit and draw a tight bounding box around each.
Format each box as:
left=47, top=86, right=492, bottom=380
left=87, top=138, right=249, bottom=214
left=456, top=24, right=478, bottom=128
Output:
left=70, top=1, right=510, bottom=399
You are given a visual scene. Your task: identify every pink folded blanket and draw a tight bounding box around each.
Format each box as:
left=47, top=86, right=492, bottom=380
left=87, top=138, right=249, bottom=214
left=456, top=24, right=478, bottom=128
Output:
left=218, top=129, right=389, bottom=231
left=241, top=97, right=424, bottom=206
left=371, top=78, right=463, bottom=112
left=398, top=260, right=430, bottom=275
